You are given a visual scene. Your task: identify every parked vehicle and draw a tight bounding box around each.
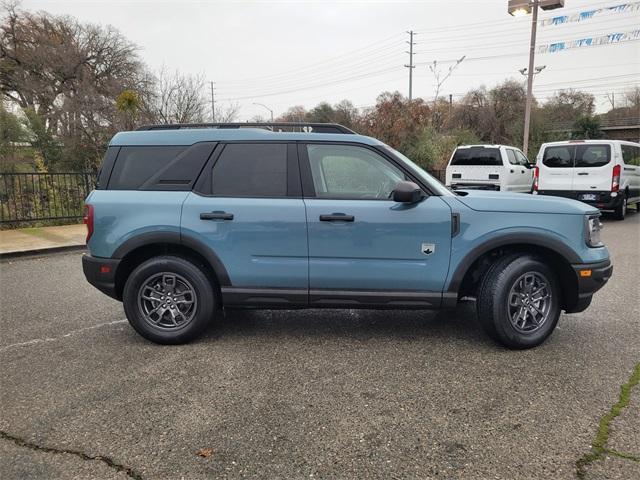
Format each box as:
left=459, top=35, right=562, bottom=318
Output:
left=445, top=144, right=534, bottom=192
left=82, top=122, right=612, bottom=349
left=535, top=139, right=640, bottom=220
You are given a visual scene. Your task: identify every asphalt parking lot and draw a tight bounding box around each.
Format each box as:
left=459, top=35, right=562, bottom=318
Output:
left=1, top=213, right=638, bottom=480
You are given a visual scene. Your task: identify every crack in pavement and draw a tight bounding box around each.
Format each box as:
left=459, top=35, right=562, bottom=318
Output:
left=0, top=319, right=127, bottom=353
left=576, top=362, right=640, bottom=479
left=0, top=430, right=144, bottom=480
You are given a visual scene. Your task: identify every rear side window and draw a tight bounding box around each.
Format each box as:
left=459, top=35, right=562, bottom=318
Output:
left=575, top=145, right=610, bottom=168
left=622, top=145, right=640, bottom=166
left=211, top=143, right=287, bottom=197
left=542, top=146, right=573, bottom=168
left=450, top=147, right=502, bottom=166
left=108, top=146, right=186, bottom=190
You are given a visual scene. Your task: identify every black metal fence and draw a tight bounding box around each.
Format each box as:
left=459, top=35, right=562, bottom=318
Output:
left=0, top=172, right=96, bottom=226
left=427, top=169, right=446, bottom=184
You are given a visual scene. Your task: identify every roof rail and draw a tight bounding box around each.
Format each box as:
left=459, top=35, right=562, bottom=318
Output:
left=135, top=122, right=356, bottom=134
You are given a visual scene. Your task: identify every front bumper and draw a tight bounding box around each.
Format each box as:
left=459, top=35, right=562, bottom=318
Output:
left=82, top=254, right=121, bottom=300
left=567, top=258, right=613, bottom=313
left=537, top=190, right=621, bottom=210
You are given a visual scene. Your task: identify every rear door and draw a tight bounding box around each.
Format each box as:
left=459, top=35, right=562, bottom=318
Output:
left=621, top=143, right=640, bottom=203
left=538, top=144, right=575, bottom=191
left=181, top=142, right=308, bottom=295
left=572, top=143, right=613, bottom=194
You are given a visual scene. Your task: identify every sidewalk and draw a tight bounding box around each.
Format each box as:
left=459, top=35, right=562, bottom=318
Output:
left=0, top=224, right=86, bottom=256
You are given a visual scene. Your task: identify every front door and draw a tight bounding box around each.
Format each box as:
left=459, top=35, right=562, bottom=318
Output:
left=299, top=143, right=452, bottom=306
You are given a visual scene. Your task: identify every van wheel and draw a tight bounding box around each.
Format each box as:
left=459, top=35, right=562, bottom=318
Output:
left=123, top=256, right=217, bottom=344
left=477, top=253, right=561, bottom=349
left=613, top=194, right=627, bottom=220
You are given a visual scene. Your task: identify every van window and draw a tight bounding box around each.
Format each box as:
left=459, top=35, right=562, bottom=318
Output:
left=622, top=144, right=640, bottom=166
left=450, top=147, right=502, bottom=166
left=542, top=146, right=572, bottom=168
left=211, top=143, right=287, bottom=197
left=575, top=145, right=610, bottom=168
left=108, top=146, right=187, bottom=190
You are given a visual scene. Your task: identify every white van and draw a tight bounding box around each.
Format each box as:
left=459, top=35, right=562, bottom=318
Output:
left=535, top=140, right=640, bottom=220
left=445, top=145, right=534, bottom=193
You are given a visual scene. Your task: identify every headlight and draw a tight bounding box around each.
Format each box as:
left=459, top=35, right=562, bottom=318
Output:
left=585, top=214, right=603, bottom=247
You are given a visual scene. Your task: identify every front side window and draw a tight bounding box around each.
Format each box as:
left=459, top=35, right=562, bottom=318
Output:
left=306, top=144, right=405, bottom=199
left=515, top=151, right=529, bottom=166
left=506, top=149, right=518, bottom=165
left=450, top=147, right=502, bottom=166
left=211, top=143, right=287, bottom=197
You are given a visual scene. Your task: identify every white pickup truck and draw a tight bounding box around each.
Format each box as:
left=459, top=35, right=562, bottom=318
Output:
left=445, top=145, right=534, bottom=193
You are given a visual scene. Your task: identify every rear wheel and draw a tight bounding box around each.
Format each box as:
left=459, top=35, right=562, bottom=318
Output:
left=613, top=193, right=627, bottom=220
left=477, top=253, right=561, bottom=349
left=123, top=256, right=217, bottom=344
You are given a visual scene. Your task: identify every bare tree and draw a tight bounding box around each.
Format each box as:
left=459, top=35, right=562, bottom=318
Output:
left=215, top=101, right=240, bottom=122
left=143, top=67, right=207, bottom=124
left=429, top=56, right=465, bottom=105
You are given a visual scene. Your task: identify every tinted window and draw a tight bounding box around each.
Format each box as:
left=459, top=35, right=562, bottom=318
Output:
left=307, top=144, right=405, bottom=199
left=211, top=143, right=287, bottom=197
left=542, top=146, right=572, bottom=168
left=622, top=145, right=640, bottom=166
left=450, top=147, right=502, bottom=166
left=575, top=145, right=610, bottom=168
left=506, top=149, right=518, bottom=165
left=109, top=146, right=186, bottom=190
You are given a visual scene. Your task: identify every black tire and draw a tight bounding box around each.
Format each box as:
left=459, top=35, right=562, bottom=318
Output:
left=123, top=255, right=217, bottom=344
left=613, top=193, right=627, bottom=221
left=477, top=253, right=561, bottom=349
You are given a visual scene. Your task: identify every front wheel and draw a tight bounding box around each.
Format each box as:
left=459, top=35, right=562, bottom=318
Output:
left=123, top=256, right=217, bottom=344
left=477, top=253, right=561, bottom=349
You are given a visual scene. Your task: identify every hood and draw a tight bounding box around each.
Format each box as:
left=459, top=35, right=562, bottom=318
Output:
left=453, top=190, right=598, bottom=215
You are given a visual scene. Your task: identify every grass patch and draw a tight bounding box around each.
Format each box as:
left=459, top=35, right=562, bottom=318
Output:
left=576, top=362, right=640, bottom=478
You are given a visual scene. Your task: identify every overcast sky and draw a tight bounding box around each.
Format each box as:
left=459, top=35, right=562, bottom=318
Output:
left=24, top=0, right=640, bottom=120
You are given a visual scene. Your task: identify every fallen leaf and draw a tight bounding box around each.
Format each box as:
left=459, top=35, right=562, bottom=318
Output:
left=196, top=448, right=214, bottom=458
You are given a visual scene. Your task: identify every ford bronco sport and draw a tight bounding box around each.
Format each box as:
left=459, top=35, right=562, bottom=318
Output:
left=82, top=122, right=612, bottom=349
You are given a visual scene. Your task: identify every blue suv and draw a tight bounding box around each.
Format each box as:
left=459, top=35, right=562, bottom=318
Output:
left=82, top=122, right=612, bottom=349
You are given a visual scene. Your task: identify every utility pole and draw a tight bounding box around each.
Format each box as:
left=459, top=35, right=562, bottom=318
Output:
left=210, top=81, right=215, bottom=122
left=522, top=0, right=539, bottom=156
left=449, top=94, right=453, bottom=119
left=405, top=30, right=416, bottom=102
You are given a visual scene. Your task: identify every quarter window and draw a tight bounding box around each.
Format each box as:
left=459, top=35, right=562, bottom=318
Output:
left=108, top=146, right=186, bottom=190
left=211, top=143, right=287, bottom=197
left=306, top=144, right=405, bottom=199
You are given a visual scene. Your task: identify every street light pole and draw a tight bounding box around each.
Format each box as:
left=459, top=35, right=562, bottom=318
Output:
left=253, top=102, right=274, bottom=122
left=522, top=0, right=539, bottom=156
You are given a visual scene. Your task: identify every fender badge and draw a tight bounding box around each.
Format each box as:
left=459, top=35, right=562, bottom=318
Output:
left=421, top=243, right=435, bottom=256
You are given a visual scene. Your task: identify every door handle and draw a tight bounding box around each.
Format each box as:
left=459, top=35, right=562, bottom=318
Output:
left=319, top=213, right=355, bottom=222
left=200, top=211, right=234, bottom=220
left=577, top=172, right=589, bottom=176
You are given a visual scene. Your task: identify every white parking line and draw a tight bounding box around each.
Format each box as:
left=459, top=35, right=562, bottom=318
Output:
left=0, top=319, right=128, bottom=353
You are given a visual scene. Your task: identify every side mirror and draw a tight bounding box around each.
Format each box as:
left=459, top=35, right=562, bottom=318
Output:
left=392, top=181, right=423, bottom=203
left=525, top=162, right=534, bottom=169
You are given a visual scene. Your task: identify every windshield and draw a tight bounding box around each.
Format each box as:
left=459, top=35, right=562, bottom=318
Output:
left=382, top=145, right=452, bottom=196
left=450, top=147, right=502, bottom=166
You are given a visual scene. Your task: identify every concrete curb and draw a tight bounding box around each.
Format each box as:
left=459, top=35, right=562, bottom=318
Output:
left=0, top=244, right=86, bottom=260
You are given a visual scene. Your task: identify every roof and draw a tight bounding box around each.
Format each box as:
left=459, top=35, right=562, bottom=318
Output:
left=455, top=144, right=517, bottom=149
left=110, top=128, right=384, bottom=147
left=540, top=139, right=639, bottom=146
